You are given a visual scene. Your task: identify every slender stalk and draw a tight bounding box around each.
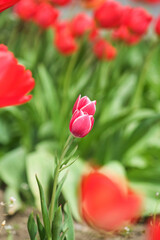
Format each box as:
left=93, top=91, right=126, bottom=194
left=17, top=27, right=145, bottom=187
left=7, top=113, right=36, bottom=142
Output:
left=49, top=134, right=73, bottom=225
left=131, top=41, right=159, bottom=108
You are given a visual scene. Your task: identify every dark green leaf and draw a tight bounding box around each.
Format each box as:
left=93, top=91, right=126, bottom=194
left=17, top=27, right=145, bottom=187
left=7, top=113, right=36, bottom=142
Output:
left=36, top=215, right=47, bottom=240
left=64, top=203, right=74, bottom=240
left=36, top=176, right=51, bottom=239
left=27, top=213, right=37, bottom=240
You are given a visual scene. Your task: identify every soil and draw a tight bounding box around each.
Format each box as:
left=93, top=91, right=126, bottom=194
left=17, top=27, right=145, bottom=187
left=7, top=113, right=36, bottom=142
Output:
left=0, top=191, right=146, bottom=240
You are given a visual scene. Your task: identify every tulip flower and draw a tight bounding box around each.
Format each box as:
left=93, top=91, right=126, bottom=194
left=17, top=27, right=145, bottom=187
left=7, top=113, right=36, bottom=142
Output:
left=70, top=13, right=95, bottom=37
left=155, top=16, right=160, bottom=36
left=14, top=0, right=37, bottom=21
left=146, top=218, right=160, bottom=240
left=123, top=7, right=152, bottom=36
left=112, top=26, right=141, bottom=45
left=94, top=0, right=123, bottom=29
left=72, top=95, right=96, bottom=116
left=0, top=0, right=19, bottom=13
left=93, top=39, right=117, bottom=61
left=0, top=44, right=35, bottom=108
left=51, top=0, right=71, bottom=6
left=33, top=3, right=59, bottom=29
left=69, top=110, right=94, bottom=138
left=79, top=169, right=142, bottom=231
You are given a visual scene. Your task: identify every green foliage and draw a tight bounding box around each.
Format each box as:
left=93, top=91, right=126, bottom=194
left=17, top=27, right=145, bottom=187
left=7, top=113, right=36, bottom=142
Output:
left=28, top=213, right=38, bottom=240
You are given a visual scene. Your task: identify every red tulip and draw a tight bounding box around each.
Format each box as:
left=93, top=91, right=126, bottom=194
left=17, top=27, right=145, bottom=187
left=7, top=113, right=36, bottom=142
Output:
left=112, top=26, right=141, bottom=45
left=0, top=44, right=35, bottom=108
left=123, top=7, right=152, bottom=35
left=72, top=95, right=96, bottom=116
left=94, top=0, right=123, bottom=29
left=54, top=30, right=78, bottom=55
left=0, top=0, right=19, bottom=13
left=14, top=0, right=37, bottom=21
left=51, top=0, right=71, bottom=6
left=155, top=16, right=160, bottom=35
left=93, top=39, right=117, bottom=61
left=70, top=13, right=95, bottom=37
left=146, top=218, right=160, bottom=240
left=33, top=3, right=59, bottom=29
left=80, top=170, right=142, bottom=231
left=69, top=110, right=94, bottom=138
left=89, top=27, right=100, bottom=42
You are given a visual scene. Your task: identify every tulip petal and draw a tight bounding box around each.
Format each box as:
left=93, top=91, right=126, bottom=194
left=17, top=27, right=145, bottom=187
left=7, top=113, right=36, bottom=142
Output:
left=72, top=94, right=81, bottom=114
left=70, top=114, right=93, bottom=138
left=81, top=101, right=96, bottom=116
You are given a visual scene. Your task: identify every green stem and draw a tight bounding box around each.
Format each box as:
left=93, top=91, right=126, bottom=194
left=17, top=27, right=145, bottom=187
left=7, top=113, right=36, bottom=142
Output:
left=131, top=41, right=159, bottom=108
left=49, top=134, right=73, bottom=225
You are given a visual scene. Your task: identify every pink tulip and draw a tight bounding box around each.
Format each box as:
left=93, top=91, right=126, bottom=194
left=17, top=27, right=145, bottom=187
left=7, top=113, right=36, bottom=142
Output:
left=72, top=95, right=96, bottom=116
left=69, top=110, right=94, bottom=138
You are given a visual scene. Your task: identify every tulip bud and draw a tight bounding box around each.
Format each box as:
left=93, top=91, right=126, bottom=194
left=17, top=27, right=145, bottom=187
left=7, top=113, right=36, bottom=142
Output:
left=72, top=95, right=96, bottom=116
left=69, top=110, right=94, bottom=138
left=70, top=13, right=95, bottom=37
left=94, top=0, right=123, bottom=29
left=93, top=39, right=117, bottom=61
left=155, top=16, right=160, bottom=36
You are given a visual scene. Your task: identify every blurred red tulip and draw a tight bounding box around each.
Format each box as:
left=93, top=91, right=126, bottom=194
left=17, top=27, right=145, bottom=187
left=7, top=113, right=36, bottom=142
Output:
left=72, top=95, right=96, bottom=116
left=94, top=0, right=123, bottom=28
left=51, top=0, right=71, bottom=6
left=146, top=218, right=160, bottom=240
left=0, top=0, right=19, bottom=13
left=69, top=110, right=94, bottom=138
left=112, top=26, right=141, bottom=45
left=82, top=0, right=105, bottom=8
left=14, top=0, right=37, bottom=21
left=93, top=39, right=117, bottom=61
left=54, top=31, right=78, bottom=55
left=155, top=16, right=160, bottom=35
left=123, top=7, right=152, bottom=35
left=70, top=13, right=95, bottom=37
left=80, top=170, right=142, bottom=231
left=89, top=27, right=100, bottom=42
left=33, top=3, right=59, bottom=29
left=0, top=45, right=35, bottom=108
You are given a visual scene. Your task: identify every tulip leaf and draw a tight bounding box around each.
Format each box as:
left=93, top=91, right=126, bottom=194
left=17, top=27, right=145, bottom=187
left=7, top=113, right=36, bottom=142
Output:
left=36, top=215, right=47, bottom=240
left=64, top=203, right=74, bottom=240
left=27, top=213, right=37, bottom=240
left=36, top=176, right=51, bottom=239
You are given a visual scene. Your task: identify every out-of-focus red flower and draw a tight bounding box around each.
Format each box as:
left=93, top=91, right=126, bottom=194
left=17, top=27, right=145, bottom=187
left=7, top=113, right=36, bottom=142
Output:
left=155, top=16, right=160, bottom=35
left=94, top=0, right=123, bottom=28
left=14, top=0, right=37, bottom=21
left=51, top=0, right=71, bottom=6
left=70, top=13, right=95, bottom=37
left=54, top=31, right=78, bottom=55
left=112, top=26, right=141, bottom=45
left=72, top=95, right=96, bottom=116
left=0, top=44, right=35, bottom=108
left=133, top=0, right=160, bottom=4
left=0, top=0, right=19, bottom=13
left=81, top=0, right=105, bottom=8
left=89, top=27, right=100, bottom=42
left=79, top=169, right=142, bottom=231
left=146, top=218, right=160, bottom=240
left=93, top=39, right=117, bottom=61
left=33, top=3, right=59, bottom=29
left=69, top=110, right=94, bottom=138
left=123, top=7, right=152, bottom=35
